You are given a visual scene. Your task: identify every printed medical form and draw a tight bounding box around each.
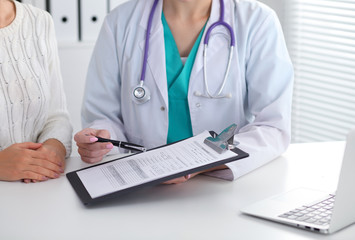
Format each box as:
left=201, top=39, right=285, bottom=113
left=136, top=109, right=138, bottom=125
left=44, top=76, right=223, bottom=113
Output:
left=77, top=131, right=237, bottom=198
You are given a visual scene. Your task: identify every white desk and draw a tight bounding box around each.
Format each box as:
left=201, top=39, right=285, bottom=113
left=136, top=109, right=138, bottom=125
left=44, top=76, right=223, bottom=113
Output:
left=1, top=141, right=354, bottom=240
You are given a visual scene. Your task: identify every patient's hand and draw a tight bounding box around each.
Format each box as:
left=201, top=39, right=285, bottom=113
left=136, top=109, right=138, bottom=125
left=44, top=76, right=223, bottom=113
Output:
left=23, top=139, right=66, bottom=183
left=0, top=142, right=64, bottom=182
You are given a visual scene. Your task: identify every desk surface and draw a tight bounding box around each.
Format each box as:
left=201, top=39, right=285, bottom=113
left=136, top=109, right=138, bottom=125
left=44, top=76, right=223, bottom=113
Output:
left=1, top=141, right=354, bottom=240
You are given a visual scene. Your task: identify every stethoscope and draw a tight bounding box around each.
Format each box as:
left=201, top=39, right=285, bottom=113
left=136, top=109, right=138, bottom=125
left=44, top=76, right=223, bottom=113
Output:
left=132, top=0, right=235, bottom=104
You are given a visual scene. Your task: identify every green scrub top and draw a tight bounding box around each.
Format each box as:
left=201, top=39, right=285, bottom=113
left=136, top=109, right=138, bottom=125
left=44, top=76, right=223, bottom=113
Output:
left=162, top=13, right=207, bottom=144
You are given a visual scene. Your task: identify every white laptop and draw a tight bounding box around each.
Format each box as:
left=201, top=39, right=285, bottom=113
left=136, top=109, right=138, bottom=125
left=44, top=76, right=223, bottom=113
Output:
left=241, top=129, right=355, bottom=234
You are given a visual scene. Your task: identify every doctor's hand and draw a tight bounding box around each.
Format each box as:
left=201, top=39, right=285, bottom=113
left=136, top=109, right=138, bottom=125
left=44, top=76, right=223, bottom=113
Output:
left=74, top=128, right=113, bottom=164
left=163, top=172, right=201, bottom=184
left=162, top=165, right=228, bottom=184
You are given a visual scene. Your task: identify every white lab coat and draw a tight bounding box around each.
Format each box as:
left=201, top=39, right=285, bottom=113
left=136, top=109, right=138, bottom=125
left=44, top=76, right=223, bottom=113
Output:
left=82, top=0, right=294, bottom=180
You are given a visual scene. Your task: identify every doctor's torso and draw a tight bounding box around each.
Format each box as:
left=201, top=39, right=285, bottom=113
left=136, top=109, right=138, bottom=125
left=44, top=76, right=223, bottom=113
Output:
left=87, top=0, right=286, bottom=148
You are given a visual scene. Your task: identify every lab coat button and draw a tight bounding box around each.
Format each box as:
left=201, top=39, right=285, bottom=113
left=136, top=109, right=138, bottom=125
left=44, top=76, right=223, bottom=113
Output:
left=196, top=103, right=201, bottom=108
left=160, top=106, right=165, bottom=111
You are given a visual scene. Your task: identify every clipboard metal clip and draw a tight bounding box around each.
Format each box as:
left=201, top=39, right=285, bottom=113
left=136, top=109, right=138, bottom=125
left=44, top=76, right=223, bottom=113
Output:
left=204, top=124, right=239, bottom=154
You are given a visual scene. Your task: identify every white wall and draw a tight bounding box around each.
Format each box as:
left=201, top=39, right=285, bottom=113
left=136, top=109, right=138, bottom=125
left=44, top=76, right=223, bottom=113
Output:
left=59, top=43, right=94, bottom=134
left=258, top=0, right=285, bottom=23
left=59, top=43, right=94, bottom=155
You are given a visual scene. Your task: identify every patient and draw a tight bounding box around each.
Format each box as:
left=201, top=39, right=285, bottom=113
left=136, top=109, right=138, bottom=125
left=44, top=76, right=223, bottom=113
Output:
left=0, top=0, right=72, bottom=183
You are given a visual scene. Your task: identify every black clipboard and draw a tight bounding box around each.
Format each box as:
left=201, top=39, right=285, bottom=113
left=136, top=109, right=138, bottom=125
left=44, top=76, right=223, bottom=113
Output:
left=67, top=132, right=249, bottom=205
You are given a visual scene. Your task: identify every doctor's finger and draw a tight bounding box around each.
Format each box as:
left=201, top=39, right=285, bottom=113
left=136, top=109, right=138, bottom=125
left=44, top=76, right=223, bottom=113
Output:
left=77, top=142, right=113, bottom=151
left=95, top=129, right=111, bottom=139
left=78, top=147, right=111, bottom=160
left=74, top=128, right=101, bottom=144
left=163, top=176, right=189, bottom=184
left=81, top=156, right=104, bottom=164
left=80, top=150, right=108, bottom=164
left=163, top=172, right=200, bottom=184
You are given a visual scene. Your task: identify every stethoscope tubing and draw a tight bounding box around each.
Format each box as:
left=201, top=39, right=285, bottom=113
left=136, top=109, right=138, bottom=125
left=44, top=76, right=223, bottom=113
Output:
left=139, top=0, right=159, bottom=82
left=204, top=20, right=235, bottom=47
left=202, top=45, right=234, bottom=98
left=134, top=0, right=235, bottom=103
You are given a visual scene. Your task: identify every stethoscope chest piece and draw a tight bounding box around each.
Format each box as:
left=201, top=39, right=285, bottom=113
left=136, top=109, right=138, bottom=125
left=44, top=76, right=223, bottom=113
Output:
left=132, top=81, right=151, bottom=104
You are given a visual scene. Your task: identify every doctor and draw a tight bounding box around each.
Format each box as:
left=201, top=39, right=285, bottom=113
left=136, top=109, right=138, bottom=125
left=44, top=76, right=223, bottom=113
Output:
left=74, top=0, right=294, bottom=183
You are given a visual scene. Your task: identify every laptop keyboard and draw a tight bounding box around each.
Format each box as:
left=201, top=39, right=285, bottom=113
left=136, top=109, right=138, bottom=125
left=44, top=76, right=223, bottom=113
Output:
left=278, top=194, right=335, bottom=226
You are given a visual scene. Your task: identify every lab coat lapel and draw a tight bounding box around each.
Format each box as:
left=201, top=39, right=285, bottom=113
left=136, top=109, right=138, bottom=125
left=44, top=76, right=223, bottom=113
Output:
left=139, top=0, right=168, bottom=107
left=189, top=0, right=235, bottom=89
